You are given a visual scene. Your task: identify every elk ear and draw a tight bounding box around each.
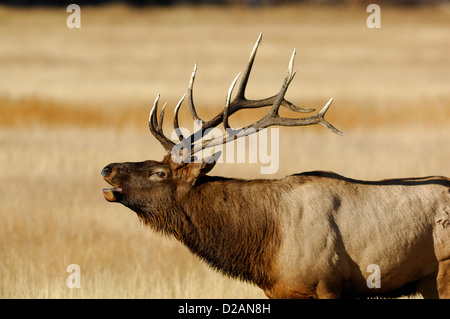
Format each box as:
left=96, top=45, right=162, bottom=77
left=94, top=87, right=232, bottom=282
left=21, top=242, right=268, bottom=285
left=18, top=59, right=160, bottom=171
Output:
left=186, top=151, right=221, bottom=183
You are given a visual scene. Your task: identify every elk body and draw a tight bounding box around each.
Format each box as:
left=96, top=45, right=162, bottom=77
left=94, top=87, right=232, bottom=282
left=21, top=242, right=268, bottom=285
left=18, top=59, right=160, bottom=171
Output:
left=102, top=34, right=450, bottom=299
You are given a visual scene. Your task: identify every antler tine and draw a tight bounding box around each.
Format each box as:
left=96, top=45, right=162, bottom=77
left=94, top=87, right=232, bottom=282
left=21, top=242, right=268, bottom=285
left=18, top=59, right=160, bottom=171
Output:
left=272, top=97, right=346, bottom=136
left=223, top=73, right=241, bottom=135
left=173, top=93, right=187, bottom=141
left=247, top=97, right=345, bottom=136
left=187, top=64, right=202, bottom=122
left=315, top=98, right=346, bottom=136
left=149, top=94, right=176, bottom=152
left=233, top=32, right=262, bottom=101
left=268, top=49, right=297, bottom=118
left=158, top=102, right=168, bottom=134
left=227, top=33, right=314, bottom=114
left=149, top=93, right=160, bottom=127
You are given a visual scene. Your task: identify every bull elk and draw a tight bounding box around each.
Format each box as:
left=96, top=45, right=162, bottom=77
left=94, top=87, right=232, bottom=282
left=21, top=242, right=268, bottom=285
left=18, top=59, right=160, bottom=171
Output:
left=102, top=34, right=450, bottom=299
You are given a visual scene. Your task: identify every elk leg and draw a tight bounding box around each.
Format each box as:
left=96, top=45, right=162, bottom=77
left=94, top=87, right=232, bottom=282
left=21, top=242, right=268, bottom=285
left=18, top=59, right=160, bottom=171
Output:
left=437, top=259, right=450, bottom=299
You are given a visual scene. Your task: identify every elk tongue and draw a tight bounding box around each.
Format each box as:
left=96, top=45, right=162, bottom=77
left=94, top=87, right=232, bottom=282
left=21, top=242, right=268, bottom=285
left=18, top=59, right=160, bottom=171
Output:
left=102, top=188, right=123, bottom=202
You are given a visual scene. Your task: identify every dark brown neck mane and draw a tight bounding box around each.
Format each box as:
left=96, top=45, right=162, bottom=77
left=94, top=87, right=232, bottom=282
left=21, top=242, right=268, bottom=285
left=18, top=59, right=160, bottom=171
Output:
left=138, top=176, right=284, bottom=288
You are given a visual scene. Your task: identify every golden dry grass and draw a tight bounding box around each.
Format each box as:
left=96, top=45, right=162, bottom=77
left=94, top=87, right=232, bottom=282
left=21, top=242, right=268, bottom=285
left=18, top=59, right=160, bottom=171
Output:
left=0, top=4, right=449, bottom=299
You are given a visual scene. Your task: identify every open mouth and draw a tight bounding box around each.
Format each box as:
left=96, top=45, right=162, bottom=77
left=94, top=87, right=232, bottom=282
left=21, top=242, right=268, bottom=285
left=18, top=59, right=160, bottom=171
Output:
left=102, top=187, right=123, bottom=202
left=102, top=175, right=123, bottom=202
left=101, top=165, right=124, bottom=202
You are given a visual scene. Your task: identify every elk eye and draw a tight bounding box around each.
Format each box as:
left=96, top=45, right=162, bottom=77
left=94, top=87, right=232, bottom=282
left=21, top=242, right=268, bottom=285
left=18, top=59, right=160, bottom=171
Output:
left=149, top=171, right=166, bottom=180
left=156, top=171, right=165, bottom=178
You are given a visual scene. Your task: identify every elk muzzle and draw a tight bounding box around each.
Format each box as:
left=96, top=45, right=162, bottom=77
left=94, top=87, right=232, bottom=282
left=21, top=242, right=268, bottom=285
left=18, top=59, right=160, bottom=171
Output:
left=101, top=165, right=123, bottom=202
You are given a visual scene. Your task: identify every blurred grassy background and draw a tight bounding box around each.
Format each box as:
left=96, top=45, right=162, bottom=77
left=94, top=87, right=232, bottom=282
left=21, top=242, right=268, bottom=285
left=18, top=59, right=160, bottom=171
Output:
left=0, top=4, right=449, bottom=298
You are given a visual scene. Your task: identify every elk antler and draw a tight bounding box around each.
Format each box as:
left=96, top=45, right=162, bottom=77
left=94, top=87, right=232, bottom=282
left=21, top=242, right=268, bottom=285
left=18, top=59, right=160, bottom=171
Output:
left=149, top=33, right=345, bottom=163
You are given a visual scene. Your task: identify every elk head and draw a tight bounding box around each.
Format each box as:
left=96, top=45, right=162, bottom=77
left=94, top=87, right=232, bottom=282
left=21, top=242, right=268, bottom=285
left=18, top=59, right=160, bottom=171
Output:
left=101, top=33, right=344, bottom=220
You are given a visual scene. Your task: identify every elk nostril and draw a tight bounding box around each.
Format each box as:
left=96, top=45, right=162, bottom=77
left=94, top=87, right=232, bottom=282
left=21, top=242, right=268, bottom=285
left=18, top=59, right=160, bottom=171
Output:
left=101, top=166, right=113, bottom=177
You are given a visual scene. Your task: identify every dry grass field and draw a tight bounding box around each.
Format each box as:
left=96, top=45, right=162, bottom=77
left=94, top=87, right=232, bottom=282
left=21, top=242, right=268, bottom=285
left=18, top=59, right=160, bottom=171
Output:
left=0, top=4, right=449, bottom=299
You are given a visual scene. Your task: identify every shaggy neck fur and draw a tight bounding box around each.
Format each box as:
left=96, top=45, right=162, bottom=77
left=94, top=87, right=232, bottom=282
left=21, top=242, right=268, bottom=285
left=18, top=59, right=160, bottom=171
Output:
left=138, top=176, right=283, bottom=289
